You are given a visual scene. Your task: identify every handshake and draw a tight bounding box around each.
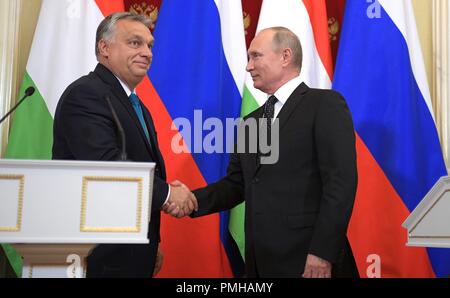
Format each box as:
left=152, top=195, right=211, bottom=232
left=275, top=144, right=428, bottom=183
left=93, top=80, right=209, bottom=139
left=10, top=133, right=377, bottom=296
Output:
left=162, top=180, right=198, bottom=218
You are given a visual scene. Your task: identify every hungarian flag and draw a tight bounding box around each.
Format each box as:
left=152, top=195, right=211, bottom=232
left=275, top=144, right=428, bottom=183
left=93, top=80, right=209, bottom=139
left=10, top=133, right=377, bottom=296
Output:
left=333, top=0, right=450, bottom=277
left=229, top=0, right=333, bottom=261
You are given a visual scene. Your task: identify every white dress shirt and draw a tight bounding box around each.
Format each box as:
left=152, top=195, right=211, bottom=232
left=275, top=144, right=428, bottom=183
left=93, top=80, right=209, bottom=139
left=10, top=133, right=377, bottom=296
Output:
left=269, top=75, right=303, bottom=121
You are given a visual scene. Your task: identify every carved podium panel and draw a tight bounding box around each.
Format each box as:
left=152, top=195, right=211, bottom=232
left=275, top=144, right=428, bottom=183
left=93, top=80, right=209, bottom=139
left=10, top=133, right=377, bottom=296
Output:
left=403, top=176, right=450, bottom=248
left=0, top=159, right=154, bottom=278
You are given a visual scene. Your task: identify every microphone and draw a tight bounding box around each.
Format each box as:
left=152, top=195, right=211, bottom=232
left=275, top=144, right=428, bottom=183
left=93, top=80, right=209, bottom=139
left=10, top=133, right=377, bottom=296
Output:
left=104, top=95, right=127, bottom=161
left=0, top=86, right=35, bottom=125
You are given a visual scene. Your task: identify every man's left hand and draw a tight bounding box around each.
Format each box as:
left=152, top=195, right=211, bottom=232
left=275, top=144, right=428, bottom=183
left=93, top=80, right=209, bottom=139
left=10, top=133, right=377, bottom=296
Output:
left=302, top=254, right=332, bottom=278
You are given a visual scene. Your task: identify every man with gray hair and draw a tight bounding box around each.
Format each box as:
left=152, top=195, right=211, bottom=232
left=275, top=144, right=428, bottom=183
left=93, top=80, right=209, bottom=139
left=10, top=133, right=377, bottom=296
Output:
left=53, top=12, right=197, bottom=277
left=167, top=27, right=358, bottom=278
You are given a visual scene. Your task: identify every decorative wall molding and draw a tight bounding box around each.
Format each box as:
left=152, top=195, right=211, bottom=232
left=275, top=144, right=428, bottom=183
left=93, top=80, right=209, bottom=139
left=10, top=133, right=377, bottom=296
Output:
left=0, top=0, right=22, bottom=157
left=432, top=0, right=449, bottom=165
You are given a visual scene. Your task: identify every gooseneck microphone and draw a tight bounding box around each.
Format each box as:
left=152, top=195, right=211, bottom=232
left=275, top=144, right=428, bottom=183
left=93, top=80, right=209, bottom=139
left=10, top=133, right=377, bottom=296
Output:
left=104, top=95, right=127, bottom=161
left=0, top=86, right=35, bottom=125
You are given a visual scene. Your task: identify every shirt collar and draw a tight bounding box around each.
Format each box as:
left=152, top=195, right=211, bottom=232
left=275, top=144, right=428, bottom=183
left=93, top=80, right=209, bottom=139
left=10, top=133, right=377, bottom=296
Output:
left=114, top=75, right=135, bottom=97
left=270, top=75, right=302, bottom=104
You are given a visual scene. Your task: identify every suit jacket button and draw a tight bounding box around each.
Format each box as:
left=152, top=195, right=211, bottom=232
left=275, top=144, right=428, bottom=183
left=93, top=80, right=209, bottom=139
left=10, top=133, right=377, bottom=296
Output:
left=252, top=178, right=259, bottom=184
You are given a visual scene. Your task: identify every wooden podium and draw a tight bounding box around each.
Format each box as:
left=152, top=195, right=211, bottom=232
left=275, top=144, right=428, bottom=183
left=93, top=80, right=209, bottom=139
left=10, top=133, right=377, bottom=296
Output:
left=403, top=176, right=450, bottom=248
left=0, top=159, right=154, bottom=278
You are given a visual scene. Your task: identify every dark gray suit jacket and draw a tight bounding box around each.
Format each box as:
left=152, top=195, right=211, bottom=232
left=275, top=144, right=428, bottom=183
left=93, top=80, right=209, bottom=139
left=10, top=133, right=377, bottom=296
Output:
left=192, top=83, right=358, bottom=277
left=53, top=63, right=167, bottom=277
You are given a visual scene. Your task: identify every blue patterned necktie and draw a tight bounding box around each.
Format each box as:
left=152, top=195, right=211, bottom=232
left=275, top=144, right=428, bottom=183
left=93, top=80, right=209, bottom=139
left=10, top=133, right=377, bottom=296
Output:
left=129, top=93, right=150, bottom=144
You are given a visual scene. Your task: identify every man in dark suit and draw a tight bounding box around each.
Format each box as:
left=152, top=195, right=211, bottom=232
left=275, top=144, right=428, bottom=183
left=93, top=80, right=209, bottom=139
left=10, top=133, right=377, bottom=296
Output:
left=52, top=12, right=197, bottom=278
left=166, top=27, right=358, bottom=278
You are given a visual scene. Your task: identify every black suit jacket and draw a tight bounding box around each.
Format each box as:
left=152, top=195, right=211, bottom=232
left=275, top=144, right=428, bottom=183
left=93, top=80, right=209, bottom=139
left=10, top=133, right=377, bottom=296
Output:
left=192, top=83, right=358, bottom=277
left=52, top=63, right=168, bottom=277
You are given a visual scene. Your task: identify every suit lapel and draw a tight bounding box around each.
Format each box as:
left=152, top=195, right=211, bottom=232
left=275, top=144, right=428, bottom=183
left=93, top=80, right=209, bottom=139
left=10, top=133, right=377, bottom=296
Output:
left=250, top=106, right=265, bottom=177
left=93, top=64, right=157, bottom=160
left=277, top=82, right=309, bottom=130
left=141, top=107, right=166, bottom=177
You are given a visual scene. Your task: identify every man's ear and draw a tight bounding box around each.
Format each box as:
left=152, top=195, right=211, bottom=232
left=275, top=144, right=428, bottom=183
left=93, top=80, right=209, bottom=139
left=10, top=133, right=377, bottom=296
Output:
left=98, top=39, right=109, bottom=58
left=281, top=48, right=293, bottom=67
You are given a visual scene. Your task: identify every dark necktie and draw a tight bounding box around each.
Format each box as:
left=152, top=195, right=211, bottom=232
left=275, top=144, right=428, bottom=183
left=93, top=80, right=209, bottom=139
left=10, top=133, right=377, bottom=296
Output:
left=263, top=95, right=278, bottom=130
left=257, top=95, right=278, bottom=167
left=129, top=93, right=150, bottom=144
left=264, top=95, right=278, bottom=123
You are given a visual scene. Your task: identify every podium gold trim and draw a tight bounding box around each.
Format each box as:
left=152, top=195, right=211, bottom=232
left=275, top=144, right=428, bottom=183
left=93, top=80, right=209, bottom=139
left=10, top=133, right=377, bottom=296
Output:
left=80, top=176, right=142, bottom=233
left=0, top=174, right=24, bottom=232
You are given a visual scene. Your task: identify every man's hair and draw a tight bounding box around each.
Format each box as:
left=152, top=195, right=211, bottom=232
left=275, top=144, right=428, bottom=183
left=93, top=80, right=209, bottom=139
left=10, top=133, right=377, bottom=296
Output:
left=95, top=12, right=152, bottom=58
left=269, top=27, right=303, bottom=71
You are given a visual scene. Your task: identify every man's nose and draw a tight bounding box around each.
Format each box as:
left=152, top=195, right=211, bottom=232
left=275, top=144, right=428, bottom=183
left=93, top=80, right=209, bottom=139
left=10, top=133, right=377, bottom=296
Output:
left=142, top=46, right=152, bottom=59
left=246, top=59, right=253, bottom=72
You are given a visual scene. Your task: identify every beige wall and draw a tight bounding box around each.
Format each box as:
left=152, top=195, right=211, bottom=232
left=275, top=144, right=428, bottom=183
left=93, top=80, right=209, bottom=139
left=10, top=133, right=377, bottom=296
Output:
left=411, top=1, right=449, bottom=165
left=0, top=0, right=41, bottom=157
left=413, top=0, right=433, bottom=92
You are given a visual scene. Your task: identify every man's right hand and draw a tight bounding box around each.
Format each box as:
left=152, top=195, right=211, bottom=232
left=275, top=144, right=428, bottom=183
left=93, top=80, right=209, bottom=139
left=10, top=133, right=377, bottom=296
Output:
left=302, top=254, right=332, bottom=278
left=162, top=180, right=198, bottom=218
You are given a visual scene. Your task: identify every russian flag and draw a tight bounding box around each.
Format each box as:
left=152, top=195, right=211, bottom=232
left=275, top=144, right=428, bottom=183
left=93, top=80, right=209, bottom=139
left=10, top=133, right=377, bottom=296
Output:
left=137, top=0, right=247, bottom=277
left=333, top=0, right=450, bottom=277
